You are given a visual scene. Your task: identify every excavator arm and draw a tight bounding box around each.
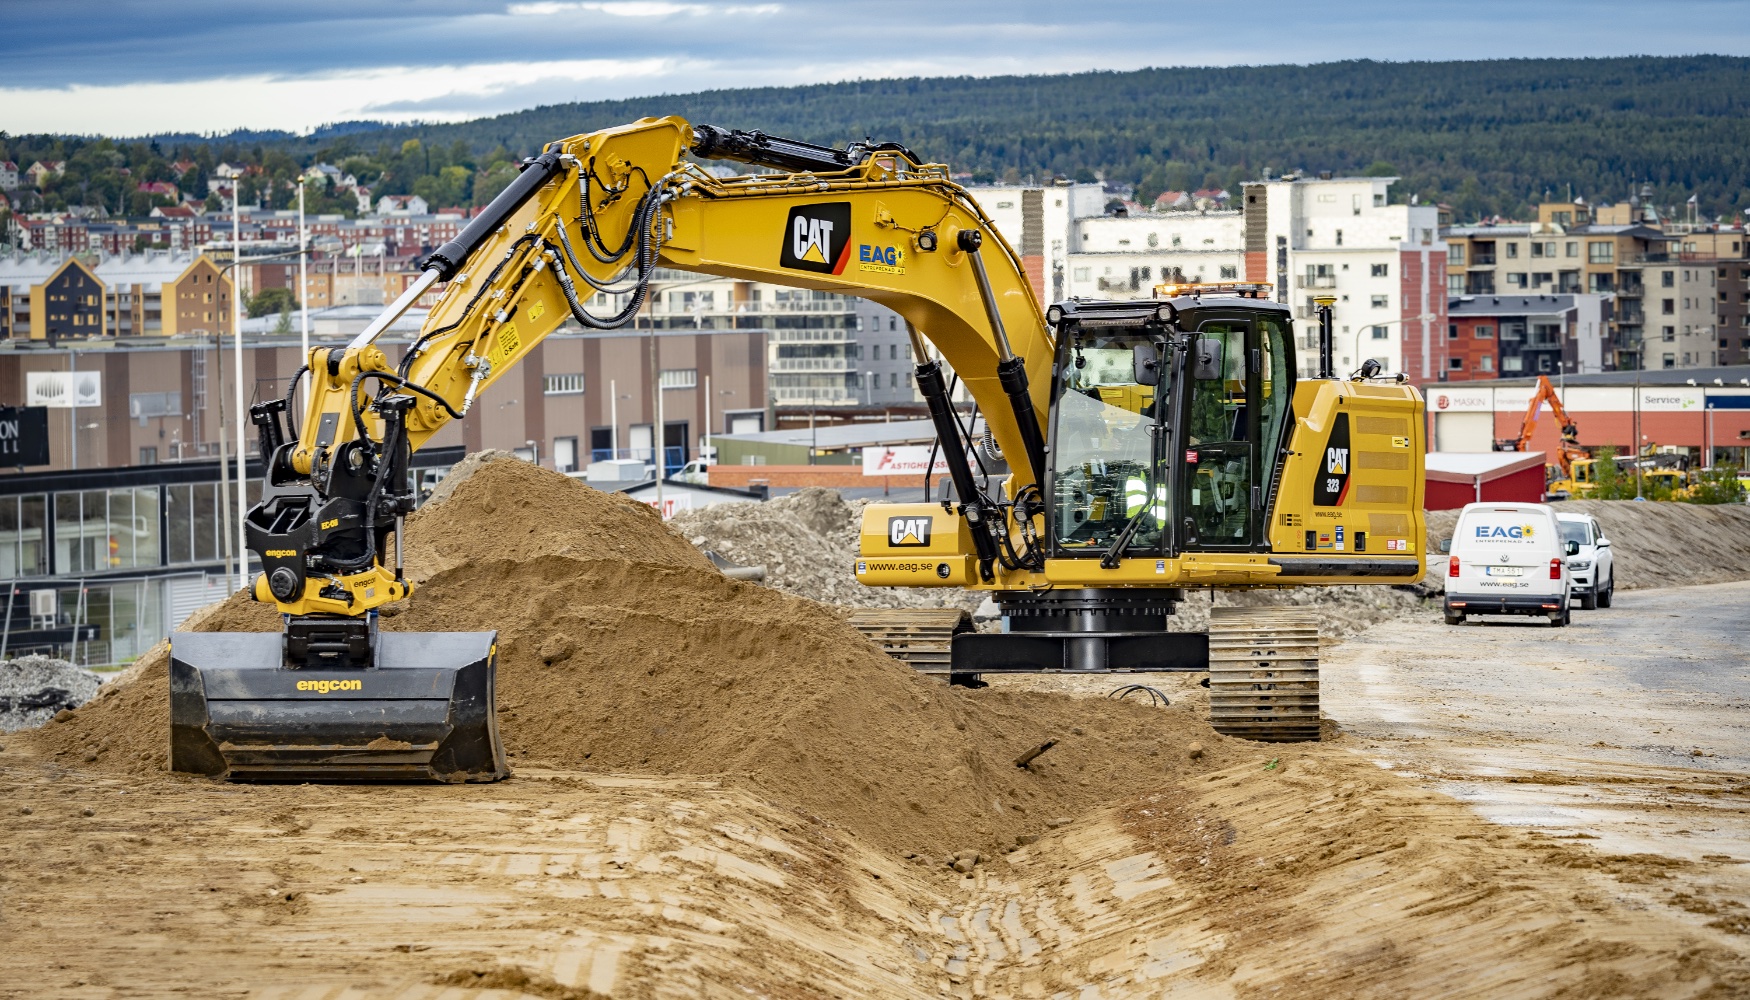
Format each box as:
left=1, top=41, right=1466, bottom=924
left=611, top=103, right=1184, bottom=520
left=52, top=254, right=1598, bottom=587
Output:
left=1495, top=374, right=1584, bottom=478
left=245, top=116, right=1053, bottom=621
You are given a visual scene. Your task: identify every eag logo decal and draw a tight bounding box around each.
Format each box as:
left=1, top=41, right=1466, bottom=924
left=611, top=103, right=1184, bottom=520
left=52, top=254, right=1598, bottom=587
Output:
left=859, top=243, right=906, bottom=274
left=888, top=516, right=932, bottom=546
left=780, top=202, right=853, bottom=274
left=1313, top=412, right=1351, bottom=507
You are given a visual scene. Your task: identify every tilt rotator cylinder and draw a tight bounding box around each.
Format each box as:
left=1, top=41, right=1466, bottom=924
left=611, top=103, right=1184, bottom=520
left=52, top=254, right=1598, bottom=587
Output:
left=914, top=359, right=1001, bottom=581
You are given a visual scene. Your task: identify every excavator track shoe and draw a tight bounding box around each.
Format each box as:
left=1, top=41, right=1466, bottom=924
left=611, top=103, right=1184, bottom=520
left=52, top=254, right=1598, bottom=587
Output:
left=1207, top=607, right=1321, bottom=743
left=169, top=629, right=508, bottom=783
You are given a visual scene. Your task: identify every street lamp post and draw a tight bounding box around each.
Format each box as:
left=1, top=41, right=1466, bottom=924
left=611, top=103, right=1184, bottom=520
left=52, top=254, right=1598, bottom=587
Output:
left=215, top=246, right=314, bottom=592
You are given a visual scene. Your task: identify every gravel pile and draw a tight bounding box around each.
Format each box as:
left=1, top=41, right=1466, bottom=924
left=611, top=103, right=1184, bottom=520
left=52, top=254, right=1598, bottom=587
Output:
left=0, top=655, right=102, bottom=732
left=670, top=487, right=1425, bottom=632
left=669, top=488, right=983, bottom=612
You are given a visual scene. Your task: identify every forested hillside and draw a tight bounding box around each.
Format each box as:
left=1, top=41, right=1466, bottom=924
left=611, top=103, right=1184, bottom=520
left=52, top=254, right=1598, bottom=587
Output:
left=6, top=56, right=1749, bottom=222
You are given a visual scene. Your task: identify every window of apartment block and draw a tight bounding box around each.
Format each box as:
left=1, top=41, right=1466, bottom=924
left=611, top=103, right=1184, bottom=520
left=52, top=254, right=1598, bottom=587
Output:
left=1663, top=326, right=1675, bottom=342
left=659, top=368, right=697, bottom=389
left=1448, top=357, right=1463, bottom=370
left=1370, top=263, right=1388, bottom=277
left=1371, top=295, right=1388, bottom=308
left=1335, top=230, right=1344, bottom=246
left=543, top=373, right=584, bottom=395
left=1450, top=245, right=1466, bottom=265
left=1662, top=354, right=1676, bottom=369
left=1073, top=267, right=1090, bottom=281
left=1475, top=325, right=1494, bottom=339
left=1588, top=242, right=1613, bottom=264
left=1219, top=266, right=1237, bottom=279
left=1370, top=326, right=1388, bottom=340
left=1662, top=299, right=1675, bottom=315
left=1508, top=274, right=1527, bottom=287
left=1506, top=243, right=1519, bottom=259
left=1566, top=242, right=1579, bottom=257
left=1662, top=271, right=1675, bottom=288
left=138, top=446, right=157, bottom=465
left=1477, top=355, right=1494, bottom=372
left=1373, top=193, right=1385, bottom=207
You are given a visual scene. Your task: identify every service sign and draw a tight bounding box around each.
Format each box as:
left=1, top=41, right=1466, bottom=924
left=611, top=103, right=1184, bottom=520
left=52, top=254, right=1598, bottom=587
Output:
left=862, top=445, right=955, bottom=477
left=1637, top=388, right=1703, bottom=412
left=27, top=370, right=102, bottom=408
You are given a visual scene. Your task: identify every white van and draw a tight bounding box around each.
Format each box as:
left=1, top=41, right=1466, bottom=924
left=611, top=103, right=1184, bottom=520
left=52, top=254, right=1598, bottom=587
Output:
left=1444, top=502, right=1574, bottom=627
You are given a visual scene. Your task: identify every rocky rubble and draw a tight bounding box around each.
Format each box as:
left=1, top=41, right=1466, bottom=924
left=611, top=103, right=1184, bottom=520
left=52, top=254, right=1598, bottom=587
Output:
left=0, top=655, right=102, bottom=732
left=668, top=488, right=983, bottom=612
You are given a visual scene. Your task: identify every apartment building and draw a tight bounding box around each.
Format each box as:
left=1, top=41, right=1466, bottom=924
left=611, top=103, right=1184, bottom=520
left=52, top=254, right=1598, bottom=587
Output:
left=1064, top=212, right=1245, bottom=299
left=1644, top=262, right=1719, bottom=369
left=1442, top=202, right=1678, bottom=371
left=1445, top=293, right=1610, bottom=381
left=1241, top=174, right=1446, bottom=379
left=0, top=250, right=236, bottom=342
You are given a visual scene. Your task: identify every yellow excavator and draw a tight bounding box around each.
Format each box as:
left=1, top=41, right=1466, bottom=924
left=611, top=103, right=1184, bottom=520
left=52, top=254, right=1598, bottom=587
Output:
left=168, top=117, right=1426, bottom=782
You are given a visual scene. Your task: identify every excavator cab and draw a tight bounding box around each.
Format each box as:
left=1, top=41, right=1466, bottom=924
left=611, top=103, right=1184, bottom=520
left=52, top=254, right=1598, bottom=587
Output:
left=1045, top=294, right=1296, bottom=561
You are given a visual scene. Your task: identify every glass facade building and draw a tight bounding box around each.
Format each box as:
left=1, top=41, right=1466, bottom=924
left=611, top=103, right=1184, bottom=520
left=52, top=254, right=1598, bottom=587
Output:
left=0, top=447, right=462, bottom=668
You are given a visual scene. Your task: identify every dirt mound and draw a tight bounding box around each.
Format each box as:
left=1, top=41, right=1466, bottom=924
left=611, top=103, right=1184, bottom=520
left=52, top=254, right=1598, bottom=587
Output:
left=419, top=448, right=519, bottom=508
left=23, top=459, right=1237, bottom=858
left=405, top=455, right=710, bottom=582
left=669, top=488, right=981, bottom=611
left=1424, top=498, right=1750, bottom=591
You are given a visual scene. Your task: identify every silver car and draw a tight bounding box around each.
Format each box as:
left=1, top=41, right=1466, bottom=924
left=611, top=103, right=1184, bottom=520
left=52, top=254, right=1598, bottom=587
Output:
left=1557, top=512, right=1614, bottom=610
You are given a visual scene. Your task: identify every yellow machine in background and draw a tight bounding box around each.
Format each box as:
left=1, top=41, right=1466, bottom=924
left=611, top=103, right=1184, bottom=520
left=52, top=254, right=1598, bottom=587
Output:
left=170, top=117, right=1426, bottom=783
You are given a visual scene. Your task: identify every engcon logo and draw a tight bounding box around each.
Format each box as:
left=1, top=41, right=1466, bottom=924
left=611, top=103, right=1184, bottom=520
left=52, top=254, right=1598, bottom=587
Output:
left=296, top=679, right=362, bottom=694
left=263, top=549, right=297, bottom=558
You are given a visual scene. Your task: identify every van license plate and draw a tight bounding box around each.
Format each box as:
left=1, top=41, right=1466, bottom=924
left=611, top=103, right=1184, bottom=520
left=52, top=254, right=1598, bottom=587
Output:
left=1486, top=566, right=1524, bottom=577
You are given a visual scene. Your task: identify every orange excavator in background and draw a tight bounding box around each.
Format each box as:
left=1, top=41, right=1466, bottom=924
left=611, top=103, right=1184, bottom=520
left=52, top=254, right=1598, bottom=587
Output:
left=1494, top=375, right=1587, bottom=495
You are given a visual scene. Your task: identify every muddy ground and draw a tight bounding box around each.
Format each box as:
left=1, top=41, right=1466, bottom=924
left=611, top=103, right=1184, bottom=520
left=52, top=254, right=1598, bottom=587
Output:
left=2, top=463, right=1747, bottom=998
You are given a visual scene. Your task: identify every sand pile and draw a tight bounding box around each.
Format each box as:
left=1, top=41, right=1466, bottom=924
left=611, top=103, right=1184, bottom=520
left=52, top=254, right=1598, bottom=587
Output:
left=0, top=655, right=101, bottom=732
left=24, top=458, right=1238, bottom=859
left=1423, top=498, right=1750, bottom=592
left=669, top=488, right=982, bottom=611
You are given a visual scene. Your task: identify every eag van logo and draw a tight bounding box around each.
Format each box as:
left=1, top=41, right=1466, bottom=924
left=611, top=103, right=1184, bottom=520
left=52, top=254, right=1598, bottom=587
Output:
left=1475, top=524, right=1537, bottom=540
left=779, top=202, right=853, bottom=275
left=1313, top=413, right=1351, bottom=507
left=888, top=516, right=932, bottom=546
left=858, top=243, right=906, bottom=275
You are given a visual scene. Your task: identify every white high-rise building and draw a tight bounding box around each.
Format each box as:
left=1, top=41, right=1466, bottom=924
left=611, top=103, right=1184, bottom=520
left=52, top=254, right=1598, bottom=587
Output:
left=1241, top=175, right=1447, bottom=379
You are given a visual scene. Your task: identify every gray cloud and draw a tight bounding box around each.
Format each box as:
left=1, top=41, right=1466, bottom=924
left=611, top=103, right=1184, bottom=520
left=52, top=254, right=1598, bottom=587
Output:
left=6, top=0, right=1750, bottom=133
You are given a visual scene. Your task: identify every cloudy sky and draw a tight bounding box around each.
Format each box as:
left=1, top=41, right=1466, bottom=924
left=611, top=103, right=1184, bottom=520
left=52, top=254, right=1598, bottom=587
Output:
left=6, top=0, right=1748, bottom=136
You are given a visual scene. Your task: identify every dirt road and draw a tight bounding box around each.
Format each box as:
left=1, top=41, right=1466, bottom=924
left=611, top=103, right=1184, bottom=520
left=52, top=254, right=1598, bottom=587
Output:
left=6, top=587, right=1750, bottom=998
left=1322, top=581, right=1750, bottom=944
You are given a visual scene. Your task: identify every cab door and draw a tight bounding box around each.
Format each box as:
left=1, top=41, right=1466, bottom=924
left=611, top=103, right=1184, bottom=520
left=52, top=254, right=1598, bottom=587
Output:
left=1177, top=313, right=1293, bottom=551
